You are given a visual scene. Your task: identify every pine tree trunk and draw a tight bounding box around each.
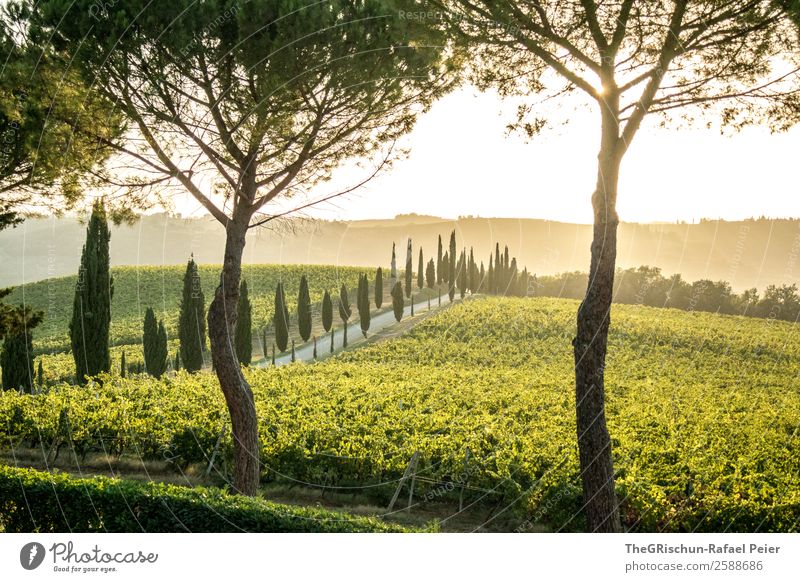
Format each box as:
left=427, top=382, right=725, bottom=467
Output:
left=207, top=215, right=260, bottom=496
left=573, top=105, right=623, bottom=533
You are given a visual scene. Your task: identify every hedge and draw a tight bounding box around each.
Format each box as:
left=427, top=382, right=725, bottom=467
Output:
left=0, top=465, right=429, bottom=533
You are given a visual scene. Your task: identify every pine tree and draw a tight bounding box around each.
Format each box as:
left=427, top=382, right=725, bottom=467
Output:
left=426, top=258, right=435, bottom=289
left=374, top=267, right=383, bottom=309
left=143, top=307, right=167, bottom=378
left=274, top=281, right=290, bottom=352
left=338, top=284, right=351, bottom=348
left=69, top=200, right=113, bottom=384
left=417, top=248, right=424, bottom=290
left=357, top=274, right=370, bottom=337
left=178, top=255, right=206, bottom=372
left=405, top=239, right=413, bottom=298
left=120, top=351, right=126, bottom=378
left=322, top=290, right=333, bottom=332
left=391, top=281, right=404, bottom=322
left=436, top=234, right=443, bottom=284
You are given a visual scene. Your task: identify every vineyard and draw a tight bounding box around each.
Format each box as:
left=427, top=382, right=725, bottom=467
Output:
left=7, top=264, right=365, bottom=354
left=2, top=296, right=798, bottom=532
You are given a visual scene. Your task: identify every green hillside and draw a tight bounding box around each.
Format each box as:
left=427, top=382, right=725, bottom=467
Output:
left=5, top=296, right=798, bottom=531
left=7, top=264, right=365, bottom=353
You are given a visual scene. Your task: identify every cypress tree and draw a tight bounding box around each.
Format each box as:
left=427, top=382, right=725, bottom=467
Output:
left=448, top=230, right=456, bottom=302
left=417, top=248, right=424, bottom=290
left=178, top=256, right=206, bottom=372
left=436, top=234, right=443, bottom=284
left=260, top=328, right=268, bottom=361
left=357, top=274, right=370, bottom=337
left=426, top=258, right=435, bottom=289
left=405, top=239, right=413, bottom=298
left=390, top=243, right=397, bottom=282
left=442, top=251, right=449, bottom=283
left=271, top=344, right=276, bottom=366
left=1, top=326, right=35, bottom=392
left=330, top=328, right=335, bottom=354
left=313, top=336, right=317, bottom=360
left=291, top=340, right=296, bottom=362
left=173, top=349, right=180, bottom=372
left=458, top=250, right=467, bottom=299
left=411, top=293, right=415, bottom=316
left=37, top=359, right=44, bottom=391
left=338, top=284, right=351, bottom=348
left=297, top=275, right=312, bottom=342
left=69, top=200, right=113, bottom=384
left=322, top=290, right=333, bottom=332
left=479, top=262, right=485, bottom=293
left=374, top=267, right=383, bottom=309
left=391, top=281, right=404, bottom=322
left=120, top=351, right=126, bottom=378
left=235, top=279, right=253, bottom=365
left=143, top=307, right=167, bottom=378
left=488, top=255, right=494, bottom=294
left=494, top=243, right=501, bottom=294
left=274, top=281, right=290, bottom=352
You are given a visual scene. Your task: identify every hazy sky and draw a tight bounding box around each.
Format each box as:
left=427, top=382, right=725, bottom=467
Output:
left=175, top=86, right=800, bottom=224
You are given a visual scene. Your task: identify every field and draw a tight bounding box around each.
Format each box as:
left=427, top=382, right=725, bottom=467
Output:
left=7, top=264, right=366, bottom=354
left=2, top=296, right=798, bottom=532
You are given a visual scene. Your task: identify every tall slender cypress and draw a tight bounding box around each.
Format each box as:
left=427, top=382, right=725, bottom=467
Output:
left=494, top=244, right=501, bottom=294
left=1, top=329, right=35, bottom=392
left=374, top=267, right=383, bottom=309
left=297, top=275, right=312, bottom=342
left=357, top=274, right=370, bottom=337
left=69, top=200, right=113, bottom=384
left=417, top=248, right=424, bottom=290
left=488, top=255, right=494, bottom=294
left=391, top=281, right=404, bottom=322
left=458, top=250, right=467, bottom=299
left=338, top=284, right=351, bottom=348
left=143, top=307, right=167, bottom=378
left=436, top=234, right=443, bottom=284
left=120, top=351, right=126, bottom=378
left=322, top=290, right=333, bottom=332
left=448, top=230, right=456, bottom=302
left=441, top=251, right=449, bottom=283
left=274, top=281, right=290, bottom=352
left=235, top=279, right=252, bottom=365
left=405, top=239, right=413, bottom=298
left=426, top=258, right=435, bottom=289
left=178, top=256, right=206, bottom=372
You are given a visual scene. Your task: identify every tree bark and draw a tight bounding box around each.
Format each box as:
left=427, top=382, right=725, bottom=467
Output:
left=572, top=100, right=623, bottom=532
left=207, top=213, right=260, bottom=496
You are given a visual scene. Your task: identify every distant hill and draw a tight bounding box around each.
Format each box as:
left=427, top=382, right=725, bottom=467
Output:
left=1, top=213, right=798, bottom=291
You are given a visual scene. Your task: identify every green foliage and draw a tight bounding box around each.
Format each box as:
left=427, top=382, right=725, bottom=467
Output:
left=448, top=231, right=456, bottom=302
left=1, top=329, right=34, bottom=392
left=235, top=280, right=252, bottom=366
left=374, top=268, right=383, bottom=309
left=274, top=282, right=289, bottom=353
left=405, top=241, right=413, bottom=298
left=321, top=290, right=333, bottom=333
left=436, top=235, right=443, bottom=284
left=391, top=281, right=404, bottom=322
left=0, top=465, right=423, bottom=532
left=10, top=264, right=364, bottom=355
left=143, top=307, right=168, bottom=379
left=357, top=274, right=371, bottom=337
left=6, top=298, right=800, bottom=531
left=69, top=200, right=113, bottom=384
left=297, top=275, right=311, bottom=343
left=426, top=259, right=435, bottom=289
left=418, top=248, right=424, bottom=289
left=178, top=257, right=206, bottom=372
